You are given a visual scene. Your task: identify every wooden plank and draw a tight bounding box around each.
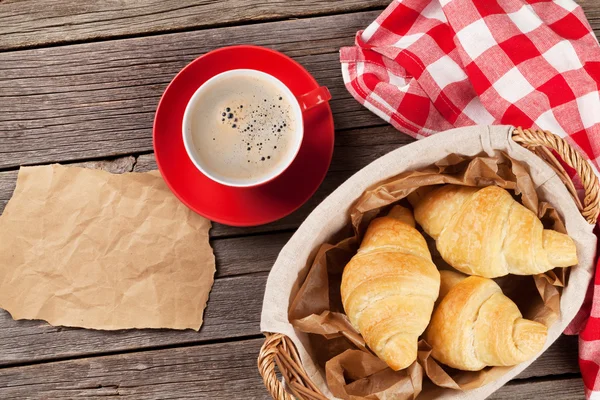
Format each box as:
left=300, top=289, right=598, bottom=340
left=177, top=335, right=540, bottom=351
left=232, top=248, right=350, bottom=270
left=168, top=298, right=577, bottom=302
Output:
left=214, top=233, right=291, bottom=277
left=0, top=125, right=413, bottom=239
left=3, top=3, right=600, bottom=170
left=491, top=377, right=584, bottom=400
left=580, top=0, right=600, bottom=21
left=515, top=335, right=580, bottom=379
left=0, top=126, right=407, bottom=228
left=0, top=221, right=286, bottom=365
left=0, top=273, right=266, bottom=367
left=0, top=0, right=597, bottom=51
left=0, top=10, right=398, bottom=170
left=0, top=339, right=269, bottom=399
left=0, top=337, right=581, bottom=399
left=133, top=124, right=414, bottom=237
left=0, top=0, right=389, bottom=51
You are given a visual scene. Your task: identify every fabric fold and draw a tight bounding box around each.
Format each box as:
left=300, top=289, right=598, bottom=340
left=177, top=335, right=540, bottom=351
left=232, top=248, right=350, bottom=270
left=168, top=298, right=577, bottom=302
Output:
left=340, top=0, right=600, bottom=169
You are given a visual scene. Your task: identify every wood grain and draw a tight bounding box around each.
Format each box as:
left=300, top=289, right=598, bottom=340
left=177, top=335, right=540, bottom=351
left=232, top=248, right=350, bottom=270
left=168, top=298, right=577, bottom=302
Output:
left=490, top=377, right=584, bottom=400
left=2, top=3, right=600, bottom=171
left=3, top=3, right=599, bottom=170
left=0, top=2, right=595, bottom=396
left=0, top=0, right=388, bottom=51
left=0, top=125, right=413, bottom=238
left=0, top=336, right=582, bottom=399
left=0, top=11, right=384, bottom=170
left=0, top=220, right=581, bottom=375
left=133, top=124, right=414, bottom=238
left=0, top=0, right=597, bottom=51
left=0, top=138, right=583, bottom=376
left=0, top=273, right=266, bottom=367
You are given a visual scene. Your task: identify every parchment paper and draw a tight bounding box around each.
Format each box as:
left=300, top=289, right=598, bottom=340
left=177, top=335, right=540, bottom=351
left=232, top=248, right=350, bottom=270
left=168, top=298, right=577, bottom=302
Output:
left=0, top=164, right=215, bottom=331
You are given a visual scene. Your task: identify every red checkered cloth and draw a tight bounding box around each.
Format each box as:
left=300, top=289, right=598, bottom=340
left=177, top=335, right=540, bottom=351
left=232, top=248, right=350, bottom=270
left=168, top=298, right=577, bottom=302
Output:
left=340, top=0, right=600, bottom=397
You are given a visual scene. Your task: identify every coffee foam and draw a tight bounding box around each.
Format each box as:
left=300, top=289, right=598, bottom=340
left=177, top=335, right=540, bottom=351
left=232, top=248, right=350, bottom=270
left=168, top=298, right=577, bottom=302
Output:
left=188, top=74, right=299, bottom=185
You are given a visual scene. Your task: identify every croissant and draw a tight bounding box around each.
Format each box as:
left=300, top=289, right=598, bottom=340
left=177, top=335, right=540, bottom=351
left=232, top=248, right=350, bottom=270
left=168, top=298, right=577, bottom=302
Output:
left=425, top=270, right=548, bottom=371
left=341, top=205, right=440, bottom=371
left=410, top=185, right=578, bottom=278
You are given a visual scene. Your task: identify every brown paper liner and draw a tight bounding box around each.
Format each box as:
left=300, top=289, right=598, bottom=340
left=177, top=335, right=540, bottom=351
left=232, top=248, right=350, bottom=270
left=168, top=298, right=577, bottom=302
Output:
left=288, top=152, right=567, bottom=399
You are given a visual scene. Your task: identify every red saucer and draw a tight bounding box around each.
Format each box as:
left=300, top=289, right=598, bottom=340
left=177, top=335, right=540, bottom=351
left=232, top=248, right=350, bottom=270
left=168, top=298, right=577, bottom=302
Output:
left=153, top=46, right=335, bottom=226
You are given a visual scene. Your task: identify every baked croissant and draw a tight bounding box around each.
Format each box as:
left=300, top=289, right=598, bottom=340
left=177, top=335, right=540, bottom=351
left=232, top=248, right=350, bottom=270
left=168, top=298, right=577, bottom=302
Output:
left=425, top=270, right=548, bottom=371
left=410, top=185, right=577, bottom=278
left=341, top=205, right=440, bottom=371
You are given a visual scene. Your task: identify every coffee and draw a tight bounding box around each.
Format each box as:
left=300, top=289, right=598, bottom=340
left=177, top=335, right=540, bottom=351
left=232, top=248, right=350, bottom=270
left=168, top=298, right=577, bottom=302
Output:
left=185, top=71, right=300, bottom=186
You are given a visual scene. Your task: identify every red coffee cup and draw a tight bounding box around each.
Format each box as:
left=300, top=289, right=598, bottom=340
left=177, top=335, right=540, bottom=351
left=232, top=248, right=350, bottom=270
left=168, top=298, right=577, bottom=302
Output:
left=182, top=68, right=330, bottom=187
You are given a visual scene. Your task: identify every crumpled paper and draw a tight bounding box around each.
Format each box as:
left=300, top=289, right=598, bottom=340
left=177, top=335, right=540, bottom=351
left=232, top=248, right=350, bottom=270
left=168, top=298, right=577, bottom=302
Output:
left=289, top=152, right=566, bottom=399
left=0, top=164, right=215, bottom=331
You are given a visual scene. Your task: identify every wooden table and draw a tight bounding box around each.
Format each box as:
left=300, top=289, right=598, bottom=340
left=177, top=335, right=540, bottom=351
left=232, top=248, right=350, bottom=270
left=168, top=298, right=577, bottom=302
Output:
left=0, top=1, right=597, bottom=398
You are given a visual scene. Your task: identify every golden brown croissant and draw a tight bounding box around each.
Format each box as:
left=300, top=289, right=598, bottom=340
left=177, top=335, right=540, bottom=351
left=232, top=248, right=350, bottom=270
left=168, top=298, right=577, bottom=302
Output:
left=341, top=205, right=440, bottom=371
left=410, top=185, right=577, bottom=278
left=425, top=270, right=548, bottom=371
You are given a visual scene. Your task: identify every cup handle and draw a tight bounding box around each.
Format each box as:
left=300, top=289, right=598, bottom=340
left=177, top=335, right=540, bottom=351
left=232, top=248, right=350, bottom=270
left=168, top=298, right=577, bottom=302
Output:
left=297, top=86, right=331, bottom=112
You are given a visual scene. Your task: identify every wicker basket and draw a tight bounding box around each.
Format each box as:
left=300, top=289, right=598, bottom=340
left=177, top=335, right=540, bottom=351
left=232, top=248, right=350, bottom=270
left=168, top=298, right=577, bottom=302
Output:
left=258, top=127, right=600, bottom=400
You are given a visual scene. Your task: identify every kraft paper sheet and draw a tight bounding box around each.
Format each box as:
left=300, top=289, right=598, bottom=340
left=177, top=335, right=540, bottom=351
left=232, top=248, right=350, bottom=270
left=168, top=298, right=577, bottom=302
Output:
left=0, top=164, right=215, bottom=331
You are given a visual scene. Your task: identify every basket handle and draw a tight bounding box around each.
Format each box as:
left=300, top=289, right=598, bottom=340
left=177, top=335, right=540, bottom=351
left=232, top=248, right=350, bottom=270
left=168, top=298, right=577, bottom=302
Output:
left=258, top=334, right=295, bottom=400
left=512, top=127, right=600, bottom=225
left=258, top=333, right=327, bottom=400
